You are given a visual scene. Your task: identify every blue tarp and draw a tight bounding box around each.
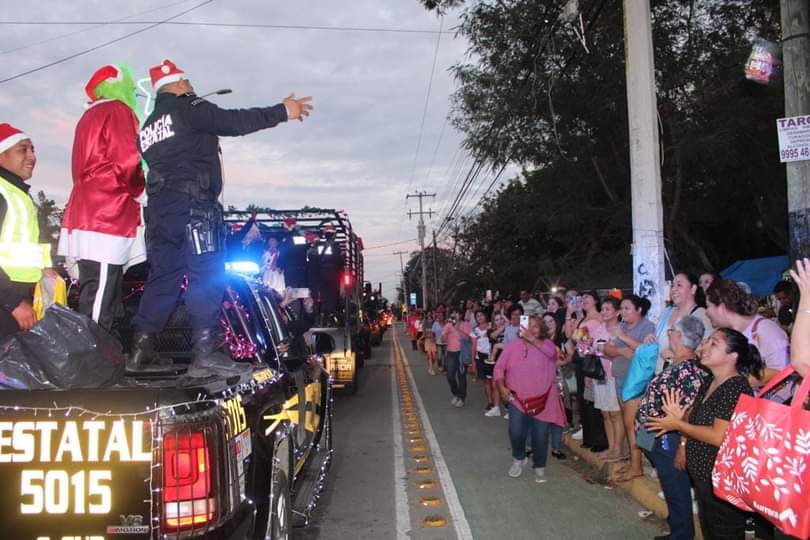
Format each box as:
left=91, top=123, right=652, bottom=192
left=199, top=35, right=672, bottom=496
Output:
left=720, top=255, right=789, bottom=297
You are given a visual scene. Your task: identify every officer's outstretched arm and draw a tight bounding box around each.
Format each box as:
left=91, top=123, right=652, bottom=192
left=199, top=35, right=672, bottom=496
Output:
left=185, top=99, right=289, bottom=137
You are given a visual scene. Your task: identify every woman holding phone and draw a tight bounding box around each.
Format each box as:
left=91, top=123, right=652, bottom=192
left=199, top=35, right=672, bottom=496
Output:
left=495, top=315, right=566, bottom=483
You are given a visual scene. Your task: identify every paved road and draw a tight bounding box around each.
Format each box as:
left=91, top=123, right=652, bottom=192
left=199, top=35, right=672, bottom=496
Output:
left=297, top=325, right=664, bottom=540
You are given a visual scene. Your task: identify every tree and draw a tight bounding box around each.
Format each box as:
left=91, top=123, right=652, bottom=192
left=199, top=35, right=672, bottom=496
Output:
left=420, top=0, right=786, bottom=294
left=35, top=190, right=63, bottom=258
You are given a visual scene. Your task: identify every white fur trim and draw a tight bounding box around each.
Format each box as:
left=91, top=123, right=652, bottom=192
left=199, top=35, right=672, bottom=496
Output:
left=152, top=73, right=184, bottom=90
left=58, top=227, right=144, bottom=266
left=0, top=132, right=29, bottom=154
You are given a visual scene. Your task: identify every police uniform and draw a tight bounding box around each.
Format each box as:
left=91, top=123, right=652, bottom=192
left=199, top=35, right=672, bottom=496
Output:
left=130, top=60, right=288, bottom=375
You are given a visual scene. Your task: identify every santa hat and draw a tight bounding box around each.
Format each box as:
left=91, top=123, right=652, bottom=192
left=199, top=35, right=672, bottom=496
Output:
left=0, top=123, right=29, bottom=154
left=149, top=59, right=185, bottom=91
left=283, top=218, right=297, bottom=230
left=85, top=64, right=123, bottom=102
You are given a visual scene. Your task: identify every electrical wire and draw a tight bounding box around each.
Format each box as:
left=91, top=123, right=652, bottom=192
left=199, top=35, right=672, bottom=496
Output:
left=0, top=0, right=215, bottom=84
left=0, top=20, right=454, bottom=35
left=404, top=15, right=444, bottom=195
left=363, top=238, right=418, bottom=251
left=0, top=0, right=197, bottom=55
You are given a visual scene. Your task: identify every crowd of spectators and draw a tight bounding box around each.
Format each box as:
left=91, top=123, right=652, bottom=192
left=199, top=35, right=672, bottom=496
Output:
left=404, top=261, right=810, bottom=540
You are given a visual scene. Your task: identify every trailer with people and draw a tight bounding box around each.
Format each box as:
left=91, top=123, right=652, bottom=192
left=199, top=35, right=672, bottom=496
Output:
left=223, top=208, right=369, bottom=394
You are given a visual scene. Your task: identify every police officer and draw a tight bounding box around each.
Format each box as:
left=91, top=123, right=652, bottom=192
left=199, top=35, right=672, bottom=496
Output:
left=0, top=124, right=51, bottom=340
left=130, top=59, right=313, bottom=377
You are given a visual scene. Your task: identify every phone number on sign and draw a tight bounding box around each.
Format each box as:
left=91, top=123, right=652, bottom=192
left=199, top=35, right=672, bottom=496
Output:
left=781, top=146, right=810, bottom=161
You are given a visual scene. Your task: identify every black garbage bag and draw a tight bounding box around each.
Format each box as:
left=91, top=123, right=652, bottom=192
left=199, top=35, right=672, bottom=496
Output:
left=0, top=304, right=125, bottom=390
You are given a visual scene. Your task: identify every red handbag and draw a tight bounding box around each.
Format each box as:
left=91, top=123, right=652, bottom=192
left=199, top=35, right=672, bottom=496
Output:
left=712, top=367, right=810, bottom=538
left=513, top=388, right=551, bottom=416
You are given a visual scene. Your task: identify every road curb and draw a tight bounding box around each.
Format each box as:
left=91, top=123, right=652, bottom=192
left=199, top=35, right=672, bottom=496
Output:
left=562, top=433, right=704, bottom=540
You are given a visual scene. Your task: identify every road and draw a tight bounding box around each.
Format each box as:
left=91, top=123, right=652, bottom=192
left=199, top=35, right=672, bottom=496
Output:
left=296, top=324, right=665, bottom=540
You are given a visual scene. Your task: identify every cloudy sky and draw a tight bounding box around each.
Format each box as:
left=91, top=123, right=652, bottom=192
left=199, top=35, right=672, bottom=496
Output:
left=1, top=0, right=492, bottom=299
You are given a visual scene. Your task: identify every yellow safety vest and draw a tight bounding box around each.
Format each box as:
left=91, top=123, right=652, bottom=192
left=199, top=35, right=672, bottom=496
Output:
left=0, top=174, right=51, bottom=283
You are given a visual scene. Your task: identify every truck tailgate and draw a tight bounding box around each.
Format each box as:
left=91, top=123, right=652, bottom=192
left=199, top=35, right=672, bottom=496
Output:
left=0, top=389, right=160, bottom=540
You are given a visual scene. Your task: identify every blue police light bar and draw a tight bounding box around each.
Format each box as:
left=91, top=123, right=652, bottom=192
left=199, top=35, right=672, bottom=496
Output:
left=226, top=261, right=260, bottom=275
left=292, top=236, right=307, bottom=245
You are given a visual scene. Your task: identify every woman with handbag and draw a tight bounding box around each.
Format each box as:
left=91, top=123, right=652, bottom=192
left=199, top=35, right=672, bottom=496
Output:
left=543, top=312, right=569, bottom=459
left=566, top=290, right=608, bottom=453
left=646, top=273, right=712, bottom=373
left=495, top=315, right=567, bottom=483
left=646, top=328, right=763, bottom=540
left=634, top=315, right=708, bottom=540
left=593, top=296, right=625, bottom=462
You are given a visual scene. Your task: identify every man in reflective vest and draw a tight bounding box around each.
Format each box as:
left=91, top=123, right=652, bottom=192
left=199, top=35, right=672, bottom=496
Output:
left=0, top=123, right=52, bottom=340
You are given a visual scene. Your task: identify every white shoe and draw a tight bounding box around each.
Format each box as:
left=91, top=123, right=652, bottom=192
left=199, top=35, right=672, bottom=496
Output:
left=508, top=458, right=528, bottom=478
left=503, top=412, right=509, bottom=419
left=571, top=428, right=583, bottom=440
left=485, top=406, right=502, bottom=417
left=534, top=468, right=547, bottom=483
left=454, top=399, right=465, bottom=408
left=451, top=397, right=459, bottom=406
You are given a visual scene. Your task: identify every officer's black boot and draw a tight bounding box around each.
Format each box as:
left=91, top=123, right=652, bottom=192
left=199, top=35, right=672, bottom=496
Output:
left=128, top=331, right=174, bottom=372
left=187, top=327, right=253, bottom=379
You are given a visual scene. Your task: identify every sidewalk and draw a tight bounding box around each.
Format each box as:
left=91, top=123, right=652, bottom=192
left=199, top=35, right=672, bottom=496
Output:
left=395, top=325, right=665, bottom=540
left=560, top=423, right=705, bottom=539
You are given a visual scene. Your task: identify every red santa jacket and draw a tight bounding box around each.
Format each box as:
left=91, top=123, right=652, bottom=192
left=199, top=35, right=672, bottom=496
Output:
left=58, top=99, right=144, bottom=265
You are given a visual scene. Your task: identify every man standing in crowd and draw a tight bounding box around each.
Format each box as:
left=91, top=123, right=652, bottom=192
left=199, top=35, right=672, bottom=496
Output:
left=129, top=59, right=313, bottom=377
left=0, top=124, right=51, bottom=340
left=59, top=64, right=144, bottom=332
left=519, top=289, right=542, bottom=316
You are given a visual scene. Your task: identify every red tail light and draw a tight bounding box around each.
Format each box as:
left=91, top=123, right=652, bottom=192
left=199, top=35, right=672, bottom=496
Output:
left=163, top=431, right=216, bottom=529
left=342, top=272, right=353, bottom=287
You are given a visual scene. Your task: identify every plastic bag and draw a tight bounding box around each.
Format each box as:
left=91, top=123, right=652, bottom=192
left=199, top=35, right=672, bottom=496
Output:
left=32, top=273, right=67, bottom=320
left=0, top=304, right=124, bottom=389
left=621, top=342, right=659, bottom=401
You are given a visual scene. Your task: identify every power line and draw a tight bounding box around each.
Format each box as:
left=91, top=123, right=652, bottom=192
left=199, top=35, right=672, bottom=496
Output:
left=396, top=15, right=445, bottom=242
left=405, top=16, right=444, bottom=193
left=0, top=0, right=196, bottom=55
left=363, top=238, right=418, bottom=251
left=0, top=20, right=454, bottom=35
left=0, top=0, right=215, bottom=85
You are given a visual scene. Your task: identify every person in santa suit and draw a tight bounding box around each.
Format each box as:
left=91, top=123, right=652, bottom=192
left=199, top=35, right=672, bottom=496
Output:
left=0, top=124, right=52, bottom=340
left=58, top=64, right=144, bottom=333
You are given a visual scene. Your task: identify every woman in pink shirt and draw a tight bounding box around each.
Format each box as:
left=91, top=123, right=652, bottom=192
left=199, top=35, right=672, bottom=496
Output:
left=443, top=310, right=468, bottom=407
left=494, top=315, right=566, bottom=483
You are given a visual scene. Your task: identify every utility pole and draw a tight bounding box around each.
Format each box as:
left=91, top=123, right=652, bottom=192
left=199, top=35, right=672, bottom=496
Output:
left=782, top=0, right=810, bottom=260
left=407, top=191, right=436, bottom=311
left=394, top=250, right=410, bottom=313
left=623, top=0, right=667, bottom=320
left=432, top=229, right=440, bottom=306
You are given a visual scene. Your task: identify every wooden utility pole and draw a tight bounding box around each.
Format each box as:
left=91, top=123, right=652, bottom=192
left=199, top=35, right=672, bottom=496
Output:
left=782, top=0, right=810, bottom=260
left=623, top=0, right=667, bottom=320
left=407, top=191, right=436, bottom=311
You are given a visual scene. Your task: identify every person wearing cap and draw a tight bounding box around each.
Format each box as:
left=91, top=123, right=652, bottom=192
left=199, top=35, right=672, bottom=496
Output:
left=0, top=124, right=52, bottom=339
left=130, top=59, right=313, bottom=377
left=277, top=218, right=309, bottom=289
left=58, top=64, right=145, bottom=335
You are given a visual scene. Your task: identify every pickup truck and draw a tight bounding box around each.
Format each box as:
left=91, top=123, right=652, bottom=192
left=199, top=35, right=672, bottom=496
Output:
left=0, top=270, right=334, bottom=539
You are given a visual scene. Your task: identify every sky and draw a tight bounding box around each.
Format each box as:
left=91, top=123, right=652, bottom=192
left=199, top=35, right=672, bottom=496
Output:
left=0, top=0, right=500, bottom=300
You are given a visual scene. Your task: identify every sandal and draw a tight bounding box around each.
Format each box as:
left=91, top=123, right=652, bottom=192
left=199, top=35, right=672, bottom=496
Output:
left=614, top=464, right=631, bottom=475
